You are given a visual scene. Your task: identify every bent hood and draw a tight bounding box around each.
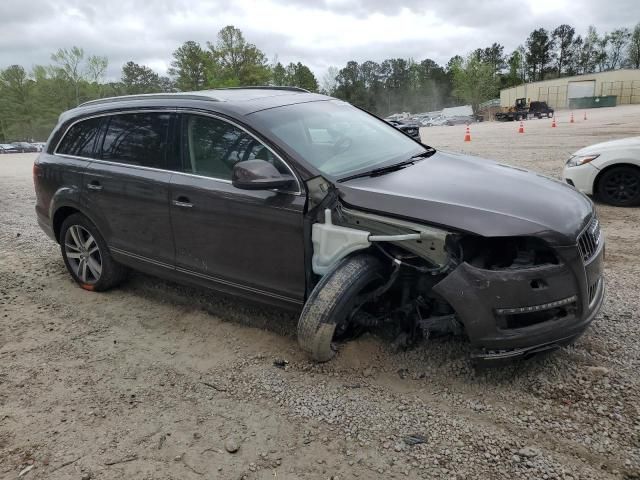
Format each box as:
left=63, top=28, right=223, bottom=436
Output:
left=337, top=150, right=593, bottom=245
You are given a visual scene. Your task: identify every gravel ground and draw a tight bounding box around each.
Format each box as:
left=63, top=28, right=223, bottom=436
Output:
left=1, top=105, right=639, bottom=480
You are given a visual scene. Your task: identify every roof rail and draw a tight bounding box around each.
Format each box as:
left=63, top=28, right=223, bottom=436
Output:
left=78, top=92, right=220, bottom=108
left=213, top=86, right=310, bottom=93
left=78, top=86, right=309, bottom=108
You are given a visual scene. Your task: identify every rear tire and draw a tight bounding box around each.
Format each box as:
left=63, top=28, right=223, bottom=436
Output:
left=596, top=166, right=640, bottom=207
left=297, top=254, right=385, bottom=362
left=60, top=213, right=128, bottom=291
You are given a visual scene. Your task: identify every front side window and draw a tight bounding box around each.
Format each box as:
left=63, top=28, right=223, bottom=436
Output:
left=183, top=114, right=288, bottom=180
left=100, top=113, right=171, bottom=168
left=251, top=100, right=428, bottom=179
left=56, top=117, right=103, bottom=157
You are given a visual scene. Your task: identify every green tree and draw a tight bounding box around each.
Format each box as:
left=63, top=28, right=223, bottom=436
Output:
left=505, top=48, right=525, bottom=86
left=271, top=62, right=287, bottom=86
left=168, top=41, right=209, bottom=91
left=121, top=61, right=162, bottom=94
left=480, top=43, right=505, bottom=76
left=284, top=62, right=318, bottom=91
left=208, top=26, right=270, bottom=86
left=450, top=55, right=498, bottom=112
left=526, top=28, right=553, bottom=81
left=552, top=24, right=575, bottom=75
left=0, top=65, right=34, bottom=141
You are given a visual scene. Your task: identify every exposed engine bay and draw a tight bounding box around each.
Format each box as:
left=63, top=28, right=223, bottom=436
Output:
left=303, top=177, right=604, bottom=364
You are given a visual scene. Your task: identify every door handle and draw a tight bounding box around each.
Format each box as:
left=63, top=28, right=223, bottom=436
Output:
left=172, top=196, right=193, bottom=208
left=87, top=181, right=103, bottom=191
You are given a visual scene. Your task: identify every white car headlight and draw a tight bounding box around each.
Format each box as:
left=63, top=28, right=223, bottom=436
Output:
left=566, top=154, right=599, bottom=168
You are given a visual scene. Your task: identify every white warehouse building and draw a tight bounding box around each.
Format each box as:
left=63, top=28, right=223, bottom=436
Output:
left=500, top=69, right=640, bottom=109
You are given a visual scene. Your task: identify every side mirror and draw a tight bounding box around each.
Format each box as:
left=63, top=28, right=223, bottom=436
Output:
left=232, top=159, right=295, bottom=191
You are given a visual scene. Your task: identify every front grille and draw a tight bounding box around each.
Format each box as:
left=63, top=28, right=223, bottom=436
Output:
left=577, top=216, right=601, bottom=263
left=588, top=277, right=601, bottom=304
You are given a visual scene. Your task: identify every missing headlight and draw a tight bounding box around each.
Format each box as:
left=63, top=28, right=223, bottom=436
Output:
left=450, top=235, right=559, bottom=270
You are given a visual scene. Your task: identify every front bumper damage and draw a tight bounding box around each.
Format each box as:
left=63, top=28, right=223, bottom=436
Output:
left=433, top=241, right=605, bottom=365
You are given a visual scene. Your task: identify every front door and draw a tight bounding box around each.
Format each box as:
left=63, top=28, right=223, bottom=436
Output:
left=169, top=113, right=306, bottom=307
left=82, top=111, right=176, bottom=266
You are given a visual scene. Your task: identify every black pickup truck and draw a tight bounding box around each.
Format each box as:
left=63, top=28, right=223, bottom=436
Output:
left=528, top=101, right=554, bottom=119
left=495, top=98, right=554, bottom=121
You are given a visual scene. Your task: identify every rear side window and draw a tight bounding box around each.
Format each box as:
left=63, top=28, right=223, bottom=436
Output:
left=100, top=113, right=171, bottom=168
left=56, top=117, right=103, bottom=157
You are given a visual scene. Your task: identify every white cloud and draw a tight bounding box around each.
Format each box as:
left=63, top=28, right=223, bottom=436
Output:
left=0, top=0, right=637, bottom=80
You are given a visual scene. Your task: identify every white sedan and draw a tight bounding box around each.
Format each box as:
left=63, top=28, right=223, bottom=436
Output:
left=562, top=136, right=640, bottom=207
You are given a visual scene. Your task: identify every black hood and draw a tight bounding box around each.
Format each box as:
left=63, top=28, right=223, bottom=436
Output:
left=337, top=150, right=593, bottom=245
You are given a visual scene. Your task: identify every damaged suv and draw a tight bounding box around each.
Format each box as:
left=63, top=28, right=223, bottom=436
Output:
left=34, top=87, right=605, bottom=365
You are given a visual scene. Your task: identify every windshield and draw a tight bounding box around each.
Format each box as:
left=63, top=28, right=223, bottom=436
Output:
left=251, top=100, right=428, bottom=178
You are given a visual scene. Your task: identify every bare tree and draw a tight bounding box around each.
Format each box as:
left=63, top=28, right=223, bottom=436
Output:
left=607, top=28, right=631, bottom=69
left=628, top=23, right=640, bottom=68
left=321, top=66, right=339, bottom=95
left=50, top=46, right=85, bottom=105
left=87, top=55, right=108, bottom=84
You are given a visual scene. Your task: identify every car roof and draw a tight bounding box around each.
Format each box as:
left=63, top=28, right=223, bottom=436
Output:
left=59, top=87, right=332, bottom=124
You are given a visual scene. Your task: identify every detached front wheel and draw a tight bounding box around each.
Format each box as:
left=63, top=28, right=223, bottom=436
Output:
left=297, top=254, right=385, bottom=362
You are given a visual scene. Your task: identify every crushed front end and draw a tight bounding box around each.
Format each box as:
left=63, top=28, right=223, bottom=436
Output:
left=306, top=180, right=604, bottom=366
left=433, top=215, right=604, bottom=364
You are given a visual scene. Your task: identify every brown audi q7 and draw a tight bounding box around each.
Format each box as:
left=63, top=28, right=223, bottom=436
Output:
left=34, top=87, right=605, bottom=365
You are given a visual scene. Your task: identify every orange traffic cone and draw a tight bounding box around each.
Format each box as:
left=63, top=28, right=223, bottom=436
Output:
left=570, top=112, right=575, bottom=123
left=583, top=111, right=587, bottom=121
left=518, top=121, right=524, bottom=134
left=464, top=126, right=471, bottom=142
left=551, top=117, right=557, bottom=128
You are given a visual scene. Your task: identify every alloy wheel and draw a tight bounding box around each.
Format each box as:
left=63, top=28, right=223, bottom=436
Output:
left=602, top=170, right=640, bottom=205
left=64, top=225, right=102, bottom=284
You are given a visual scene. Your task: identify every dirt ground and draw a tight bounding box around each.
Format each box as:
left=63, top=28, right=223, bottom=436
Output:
left=1, top=105, right=639, bottom=480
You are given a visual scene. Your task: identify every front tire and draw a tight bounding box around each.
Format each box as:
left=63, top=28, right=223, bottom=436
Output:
left=60, top=213, right=128, bottom=291
left=297, top=254, right=385, bottom=362
left=596, top=166, right=640, bottom=207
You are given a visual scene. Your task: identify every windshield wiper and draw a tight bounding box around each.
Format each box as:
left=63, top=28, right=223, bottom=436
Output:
left=338, top=148, right=435, bottom=183
left=410, top=147, right=436, bottom=159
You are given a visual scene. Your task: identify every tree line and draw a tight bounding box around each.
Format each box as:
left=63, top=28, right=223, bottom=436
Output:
left=1, top=23, right=639, bottom=141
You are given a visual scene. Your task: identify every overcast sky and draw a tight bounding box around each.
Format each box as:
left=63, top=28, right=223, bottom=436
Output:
left=1, top=0, right=638, bottom=82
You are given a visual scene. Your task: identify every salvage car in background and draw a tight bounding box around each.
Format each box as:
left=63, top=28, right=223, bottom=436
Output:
left=0, top=144, right=20, bottom=154
left=34, top=87, right=604, bottom=365
left=11, top=141, right=39, bottom=153
left=563, top=136, right=640, bottom=206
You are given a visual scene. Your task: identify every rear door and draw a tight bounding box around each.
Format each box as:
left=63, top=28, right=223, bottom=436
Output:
left=169, top=112, right=306, bottom=307
left=83, top=111, right=176, bottom=267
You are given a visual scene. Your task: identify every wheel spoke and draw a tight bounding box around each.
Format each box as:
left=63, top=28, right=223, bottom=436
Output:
left=87, top=256, right=102, bottom=279
left=88, top=246, right=100, bottom=255
left=69, top=226, right=83, bottom=250
left=84, top=235, right=96, bottom=251
left=65, top=242, right=81, bottom=252
left=76, top=258, right=85, bottom=282
left=66, top=252, right=82, bottom=259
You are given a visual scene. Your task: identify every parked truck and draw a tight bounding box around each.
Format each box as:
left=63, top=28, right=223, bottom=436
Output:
left=495, top=98, right=554, bottom=121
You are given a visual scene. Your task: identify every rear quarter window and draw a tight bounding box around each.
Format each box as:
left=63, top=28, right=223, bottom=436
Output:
left=56, top=117, right=103, bottom=157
